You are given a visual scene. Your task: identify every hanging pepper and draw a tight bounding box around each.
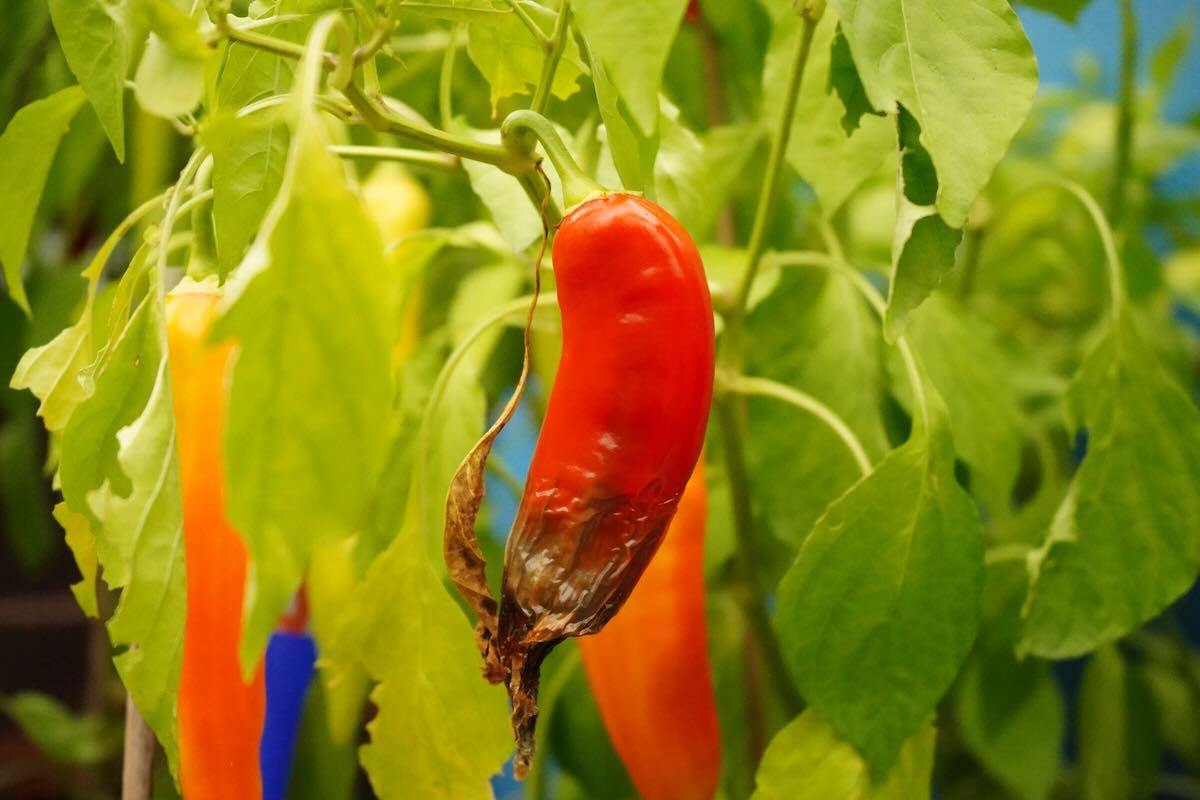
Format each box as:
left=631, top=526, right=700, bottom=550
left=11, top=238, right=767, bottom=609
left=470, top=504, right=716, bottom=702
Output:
left=578, top=462, right=721, bottom=800
left=443, top=112, right=714, bottom=777
left=167, top=287, right=265, bottom=800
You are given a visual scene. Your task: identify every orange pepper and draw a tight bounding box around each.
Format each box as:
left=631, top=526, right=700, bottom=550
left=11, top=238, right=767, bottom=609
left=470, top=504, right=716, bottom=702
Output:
left=167, top=287, right=265, bottom=800
left=579, top=463, right=721, bottom=800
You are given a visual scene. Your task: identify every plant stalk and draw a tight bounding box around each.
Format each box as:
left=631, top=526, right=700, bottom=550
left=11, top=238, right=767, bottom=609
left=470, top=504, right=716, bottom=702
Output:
left=531, top=1, right=572, bottom=115
left=710, top=7, right=821, bottom=761
left=120, top=696, right=155, bottom=800
left=1111, top=0, right=1137, bottom=227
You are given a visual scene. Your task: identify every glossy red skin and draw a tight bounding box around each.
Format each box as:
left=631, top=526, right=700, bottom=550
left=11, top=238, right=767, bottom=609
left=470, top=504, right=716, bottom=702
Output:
left=579, top=464, right=721, bottom=800
left=499, top=193, right=714, bottom=653
left=168, top=290, right=265, bottom=800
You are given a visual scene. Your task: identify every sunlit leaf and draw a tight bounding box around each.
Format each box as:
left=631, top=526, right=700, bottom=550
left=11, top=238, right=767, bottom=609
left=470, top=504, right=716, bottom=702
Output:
left=47, top=0, right=130, bottom=161
left=573, top=0, right=688, bottom=136
left=213, top=117, right=395, bottom=673
left=762, top=6, right=891, bottom=216
left=10, top=313, right=95, bottom=432
left=829, top=0, right=1037, bottom=227
left=134, top=34, right=206, bottom=119
left=53, top=502, right=100, bottom=618
left=0, top=86, right=86, bottom=313
left=333, top=496, right=511, bottom=799
left=466, top=1, right=585, bottom=111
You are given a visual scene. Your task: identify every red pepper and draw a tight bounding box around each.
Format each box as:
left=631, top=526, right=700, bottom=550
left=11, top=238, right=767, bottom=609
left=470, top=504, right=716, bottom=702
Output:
left=167, top=288, right=265, bottom=800
left=685, top=0, right=702, bottom=23
left=496, top=193, right=714, bottom=774
left=579, top=462, right=721, bottom=800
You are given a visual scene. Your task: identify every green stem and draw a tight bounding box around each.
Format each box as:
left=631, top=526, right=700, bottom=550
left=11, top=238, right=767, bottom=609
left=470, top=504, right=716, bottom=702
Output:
left=500, top=0, right=549, bottom=45
left=1112, top=0, right=1137, bottom=226
left=727, top=375, right=871, bottom=475
left=714, top=394, right=805, bottom=716
left=327, top=145, right=459, bottom=170
left=502, top=109, right=602, bottom=208
left=1051, top=178, right=1126, bottom=317
left=343, top=83, right=524, bottom=170
left=709, top=8, right=821, bottom=762
left=439, top=24, right=463, bottom=129
left=154, top=149, right=208, bottom=300
left=530, top=1, right=572, bottom=115
left=982, top=179, right=1125, bottom=317
left=732, top=11, right=818, bottom=316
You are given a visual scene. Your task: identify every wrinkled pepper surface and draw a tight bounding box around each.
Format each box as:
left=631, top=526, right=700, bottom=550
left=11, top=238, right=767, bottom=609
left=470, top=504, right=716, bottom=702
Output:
left=579, top=462, right=721, bottom=800
left=167, top=287, right=265, bottom=800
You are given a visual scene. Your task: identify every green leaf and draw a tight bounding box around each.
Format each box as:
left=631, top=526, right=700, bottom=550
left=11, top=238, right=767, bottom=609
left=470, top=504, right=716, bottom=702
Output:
left=573, top=0, right=688, bottom=136
left=47, top=0, right=130, bottom=161
left=590, top=45, right=659, bottom=193
left=1015, top=0, right=1091, bottom=23
left=1021, top=313, right=1200, bottom=658
left=60, top=299, right=162, bottom=582
left=64, top=303, right=186, bottom=777
left=1, top=692, right=121, bottom=765
left=212, top=117, right=396, bottom=674
left=139, top=0, right=209, bottom=59
left=954, top=561, right=1063, bottom=800
left=828, top=0, right=1037, bottom=227
left=332, top=500, right=511, bottom=798
left=774, top=382, right=984, bottom=772
left=466, top=1, right=584, bottom=111
left=747, top=269, right=888, bottom=559
left=53, top=502, right=100, bottom=618
left=1077, top=645, right=1161, bottom=800
left=655, top=109, right=761, bottom=240
left=10, top=311, right=95, bottom=432
left=207, top=11, right=306, bottom=274
left=762, top=7, right=891, bottom=216
left=892, top=293, right=1024, bottom=514
left=134, top=34, right=205, bottom=119
left=392, top=0, right=511, bottom=26
left=750, top=710, right=935, bottom=799
left=101, top=355, right=186, bottom=781
left=0, top=86, right=86, bottom=313
left=204, top=114, right=290, bottom=277
left=884, top=109, right=963, bottom=341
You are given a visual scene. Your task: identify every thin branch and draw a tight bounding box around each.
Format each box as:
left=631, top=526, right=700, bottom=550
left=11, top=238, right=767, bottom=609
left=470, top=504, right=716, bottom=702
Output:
left=328, top=144, right=460, bottom=170
left=120, top=696, right=155, bottom=800
left=531, top=1, right=572, bottom=115
left=727, top=375, right=872, bottom=475
left=1111, top=0, right=1137, bottom=226
left=500, top=0, right=550, bottom=46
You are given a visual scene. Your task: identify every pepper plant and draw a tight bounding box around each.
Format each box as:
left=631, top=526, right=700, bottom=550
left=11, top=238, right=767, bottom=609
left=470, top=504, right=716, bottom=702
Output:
left=1, top=0, right=1198, bottom=798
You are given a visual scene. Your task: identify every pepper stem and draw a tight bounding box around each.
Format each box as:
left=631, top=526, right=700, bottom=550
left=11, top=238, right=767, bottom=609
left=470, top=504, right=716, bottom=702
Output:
left=501, top=109, right=604, bottom=209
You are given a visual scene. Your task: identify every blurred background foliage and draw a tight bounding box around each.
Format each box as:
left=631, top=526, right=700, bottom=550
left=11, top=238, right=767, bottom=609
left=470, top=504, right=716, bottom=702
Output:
left=1, top=0, right=1198, bottom=798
